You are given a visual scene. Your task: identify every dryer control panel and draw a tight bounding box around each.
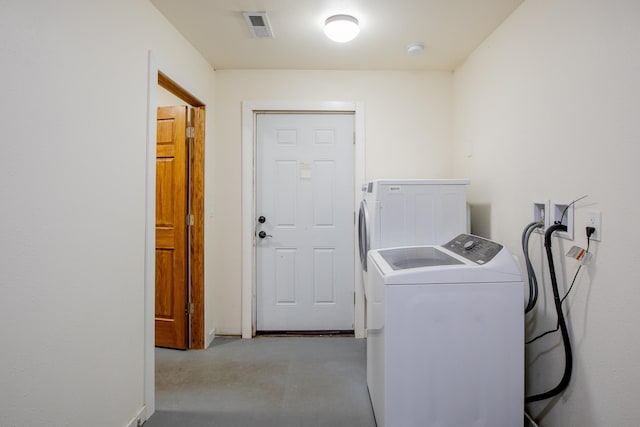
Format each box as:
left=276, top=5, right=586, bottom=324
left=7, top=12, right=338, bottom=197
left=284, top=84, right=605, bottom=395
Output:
left=443, top=234, right=503, bottom=264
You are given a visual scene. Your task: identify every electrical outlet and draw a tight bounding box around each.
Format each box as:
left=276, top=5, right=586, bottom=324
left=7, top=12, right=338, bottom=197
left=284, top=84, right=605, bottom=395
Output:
left=585, top=211, right=601, bottom=241
left=550, top=201, right=574, bottom=240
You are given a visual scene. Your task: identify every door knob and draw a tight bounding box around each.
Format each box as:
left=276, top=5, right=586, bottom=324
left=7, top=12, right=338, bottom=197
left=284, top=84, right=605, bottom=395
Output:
left=258, top=216, right=266, bottom=223
left=258, top=231, right=272, bottom=239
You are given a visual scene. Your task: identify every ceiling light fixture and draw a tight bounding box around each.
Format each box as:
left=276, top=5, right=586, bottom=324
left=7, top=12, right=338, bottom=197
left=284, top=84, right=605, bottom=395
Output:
left=324, top=14, right=360, bottom=43
left=407, top=43, right=425, bottom=55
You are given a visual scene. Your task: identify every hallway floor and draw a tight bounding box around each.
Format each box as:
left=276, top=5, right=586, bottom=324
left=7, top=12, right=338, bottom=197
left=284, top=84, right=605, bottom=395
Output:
left=145, top=336, right=376, bottom=427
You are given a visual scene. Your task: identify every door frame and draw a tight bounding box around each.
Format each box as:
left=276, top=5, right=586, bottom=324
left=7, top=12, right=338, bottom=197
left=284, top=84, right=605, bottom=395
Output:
left=241, top=101, right=366, bottom=339
left=156, top=73, right=206, bottom=350
left=144, top=51, right=207, bottom=419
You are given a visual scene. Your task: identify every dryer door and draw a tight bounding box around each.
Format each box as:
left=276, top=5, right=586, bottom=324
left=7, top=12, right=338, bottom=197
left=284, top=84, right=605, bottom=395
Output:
left=358, top=199, right=370, bottom=271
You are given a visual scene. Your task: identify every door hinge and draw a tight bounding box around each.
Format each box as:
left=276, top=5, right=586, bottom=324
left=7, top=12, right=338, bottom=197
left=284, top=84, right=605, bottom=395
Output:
left=185, top=302, right=194, bottom=316
left=353, top=132, right=356, bottom=145
left=186, top=213, right=194, bottom=226
left=354, top=211, right=356, bottom=225
left=186, top=126, right=195, bottom=139
left=354, top=292, right=356, bottom=305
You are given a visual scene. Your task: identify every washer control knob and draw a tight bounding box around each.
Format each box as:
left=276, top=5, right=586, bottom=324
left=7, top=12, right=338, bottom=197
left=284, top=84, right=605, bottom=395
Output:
left=463, top=240, right=476, bottom=251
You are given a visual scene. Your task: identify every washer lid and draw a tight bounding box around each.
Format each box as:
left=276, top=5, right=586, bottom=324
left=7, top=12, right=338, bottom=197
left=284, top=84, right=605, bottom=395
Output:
left=368, top=240, right=522, bottom=285
left=377, top=246, right=463, bottom=270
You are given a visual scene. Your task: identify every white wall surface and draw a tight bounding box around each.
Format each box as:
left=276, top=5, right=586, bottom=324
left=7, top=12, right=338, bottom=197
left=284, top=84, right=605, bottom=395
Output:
left=453, top=0, right=640, bottom=425
left=157, top=85, right=188, bottom=106
left=0, top=1, right=214, bottom=426
left=213, top=70, right=454, bottom=334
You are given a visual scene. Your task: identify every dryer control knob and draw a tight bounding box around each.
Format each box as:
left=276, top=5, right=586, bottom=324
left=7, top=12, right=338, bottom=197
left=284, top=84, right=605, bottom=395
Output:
left=464, top=240, right=476, bottom=250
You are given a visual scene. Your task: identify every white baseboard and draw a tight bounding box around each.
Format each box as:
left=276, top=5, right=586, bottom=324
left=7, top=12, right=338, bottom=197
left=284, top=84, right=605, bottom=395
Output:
left=524, top=412, right=539, bottom=427
left=125, top=406, right=146, bottom=427
left=205, top=328, right=216, bottom=348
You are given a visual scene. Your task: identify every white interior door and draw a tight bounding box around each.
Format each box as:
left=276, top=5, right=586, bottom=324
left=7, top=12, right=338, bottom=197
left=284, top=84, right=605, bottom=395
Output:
left=256, top=113, right=355, bottom=331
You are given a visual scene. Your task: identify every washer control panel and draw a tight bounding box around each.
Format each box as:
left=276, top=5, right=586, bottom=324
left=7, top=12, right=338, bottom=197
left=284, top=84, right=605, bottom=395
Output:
left=443, top=234, right=503, bottom=264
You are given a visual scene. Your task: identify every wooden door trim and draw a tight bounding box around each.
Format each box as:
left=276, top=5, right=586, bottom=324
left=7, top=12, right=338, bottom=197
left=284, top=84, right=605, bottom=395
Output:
left=158, top=72, right=205, bottom=349
left=189, top=106, right=205, bottom=349
left=158, top=72, right=204, bottom=107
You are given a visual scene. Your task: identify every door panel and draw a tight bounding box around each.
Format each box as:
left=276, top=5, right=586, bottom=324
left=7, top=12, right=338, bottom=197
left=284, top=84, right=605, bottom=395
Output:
left=155, top=251, right=174, bottom=316
left=155, top=106, right=188, bottom=349
left=313, top=248, right=335, bottom=302
left=256, top=113, right=355, bottom=331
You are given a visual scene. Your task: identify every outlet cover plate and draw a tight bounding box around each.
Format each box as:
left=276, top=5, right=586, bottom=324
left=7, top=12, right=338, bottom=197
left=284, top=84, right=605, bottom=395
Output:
left=585, top=211, right=602, bottom=241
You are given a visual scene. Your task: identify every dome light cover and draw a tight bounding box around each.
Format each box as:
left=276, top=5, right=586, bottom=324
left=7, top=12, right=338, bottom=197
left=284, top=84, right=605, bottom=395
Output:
left=324, top=15, right=360, bottom=43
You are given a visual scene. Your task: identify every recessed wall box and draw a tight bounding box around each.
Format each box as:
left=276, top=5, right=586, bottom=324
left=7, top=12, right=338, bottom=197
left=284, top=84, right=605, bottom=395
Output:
left=550, top=200, right=574, bottom=240
left=532, top=201, right=549, bottom=232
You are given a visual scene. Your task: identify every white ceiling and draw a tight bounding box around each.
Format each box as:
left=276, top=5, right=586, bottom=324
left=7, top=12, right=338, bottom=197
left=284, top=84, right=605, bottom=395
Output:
left=150, top=0, right=524, bottom=71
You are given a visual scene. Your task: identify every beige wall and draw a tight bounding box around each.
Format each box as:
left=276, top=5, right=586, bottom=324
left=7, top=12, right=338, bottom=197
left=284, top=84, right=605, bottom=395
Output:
left=212, top=70, right=454, bottom=334
left=6, top=0, right=637, bottom=425
left=0, top=1, right=214, bottom=425
left=157, top=85, right=188, bottom=106
left=453, top=0, right=640, bottom=425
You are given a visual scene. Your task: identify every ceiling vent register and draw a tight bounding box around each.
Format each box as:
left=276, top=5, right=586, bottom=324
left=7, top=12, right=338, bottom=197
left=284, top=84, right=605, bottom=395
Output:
left=243, top=12, right=274, bottom=39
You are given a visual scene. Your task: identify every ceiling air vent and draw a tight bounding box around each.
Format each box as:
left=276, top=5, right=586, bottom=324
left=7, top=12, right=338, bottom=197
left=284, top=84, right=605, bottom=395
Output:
left=243, top=12, right=274, bottom=39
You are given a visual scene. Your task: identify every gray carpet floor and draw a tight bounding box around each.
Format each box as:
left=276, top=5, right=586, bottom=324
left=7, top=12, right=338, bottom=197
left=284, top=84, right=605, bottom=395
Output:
left=145, top=336, right=376, bottom=427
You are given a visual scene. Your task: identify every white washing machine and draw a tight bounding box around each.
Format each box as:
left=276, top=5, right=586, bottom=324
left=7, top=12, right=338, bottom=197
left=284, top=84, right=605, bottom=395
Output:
left=358, top=179, right=470, bottom=274
left=366, top=234, right=523, bottom=427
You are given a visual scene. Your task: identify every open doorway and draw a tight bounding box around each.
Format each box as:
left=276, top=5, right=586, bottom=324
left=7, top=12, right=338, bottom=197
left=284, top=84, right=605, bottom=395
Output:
left=144, top=53, right=209, bottom=419
left=154, top=72, right=205, bottom=350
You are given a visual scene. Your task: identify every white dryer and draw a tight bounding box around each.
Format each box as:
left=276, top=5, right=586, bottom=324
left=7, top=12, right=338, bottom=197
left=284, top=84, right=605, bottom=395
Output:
left=358, top=179, right=469, bottom=273
left=366, top=234, right=523, bottom=427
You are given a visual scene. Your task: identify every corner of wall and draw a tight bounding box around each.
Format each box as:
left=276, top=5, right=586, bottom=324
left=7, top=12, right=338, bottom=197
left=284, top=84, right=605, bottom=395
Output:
left=206, top=328, right=216, bottom=349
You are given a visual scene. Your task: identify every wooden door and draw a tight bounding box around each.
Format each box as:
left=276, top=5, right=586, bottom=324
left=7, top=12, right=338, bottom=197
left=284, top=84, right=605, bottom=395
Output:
left=155, top=106, right=189, bottom=349
left=256, top=113, right=355, bottom=331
